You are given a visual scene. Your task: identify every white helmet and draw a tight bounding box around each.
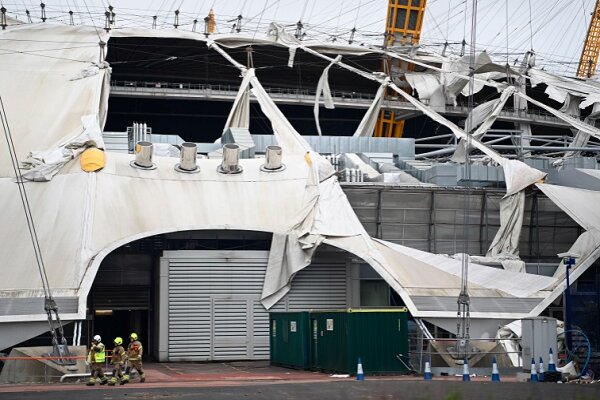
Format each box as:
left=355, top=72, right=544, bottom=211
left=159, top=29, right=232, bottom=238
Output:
left=93, top=334, right=101, bottom=342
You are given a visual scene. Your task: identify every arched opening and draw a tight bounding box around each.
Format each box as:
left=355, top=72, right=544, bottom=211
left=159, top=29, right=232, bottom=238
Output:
left=86, top=229, right=405, bottom=362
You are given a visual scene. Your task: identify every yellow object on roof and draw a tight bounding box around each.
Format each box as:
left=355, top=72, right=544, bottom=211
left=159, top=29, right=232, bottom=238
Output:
left=80, top=147, right=105, bottom=172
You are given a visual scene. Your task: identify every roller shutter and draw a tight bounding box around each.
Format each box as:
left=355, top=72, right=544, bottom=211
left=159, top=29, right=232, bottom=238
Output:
left=164, top=250, right=347, bottom=361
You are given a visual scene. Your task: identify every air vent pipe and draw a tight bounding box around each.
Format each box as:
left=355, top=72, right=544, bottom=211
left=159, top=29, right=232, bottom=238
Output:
left=218, top=144, right=243, bottom=174
left=130, top=141, right=156, bottom=170
left=175, top=142, right=200, bottom=173
left=261, top=145, right=285, bottom=172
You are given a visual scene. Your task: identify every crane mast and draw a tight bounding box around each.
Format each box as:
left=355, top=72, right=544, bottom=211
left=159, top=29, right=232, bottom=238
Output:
left=577, top=0, right=600, bottom=78
left=374, top=0, right=427, bottom=138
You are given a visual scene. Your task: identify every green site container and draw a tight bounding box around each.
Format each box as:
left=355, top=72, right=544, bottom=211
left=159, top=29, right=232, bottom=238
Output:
left=310, top=308, right=409, bottom=375
left=269, top=312, right=311, bottom=369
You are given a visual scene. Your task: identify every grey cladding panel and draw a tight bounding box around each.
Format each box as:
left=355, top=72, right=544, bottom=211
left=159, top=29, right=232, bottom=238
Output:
left=380, top=209, right=431, bottom=224
left=381, top=192, right=431, bottom=209
left=0, top=297, right=78, bottom=316
left=381, top=224, right=429, bottom=240
left=353, top=208, right=378, bottom=222
left=345, top=190, right=379, bottom=208
left=412, top=296, right=541, bottom=313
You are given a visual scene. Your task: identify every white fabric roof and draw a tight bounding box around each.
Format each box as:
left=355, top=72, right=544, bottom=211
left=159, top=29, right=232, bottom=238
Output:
left=0, top=24, right=109, bottom=178
left=0, top=23, right=574, bottom=334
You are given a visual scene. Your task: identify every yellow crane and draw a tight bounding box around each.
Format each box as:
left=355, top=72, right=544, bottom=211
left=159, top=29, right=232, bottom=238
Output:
left=578, top=0, right=600, bottom=78
left=374, top=0, right=427, bottom=138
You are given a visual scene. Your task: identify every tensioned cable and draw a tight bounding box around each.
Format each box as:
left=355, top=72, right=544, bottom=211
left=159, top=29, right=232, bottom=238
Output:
left=445, top=0, right=452, bottom=41
left=252, top=0, right=269, bottom=40
left=459, top=0, right=478, bottom=350
left=81, top=0, right=103, bottom=42
left=462, top=0, right=468, bottom=42
left=528, top=0, right=533, bottom=50
left=505, top=0, right=509, bottom=65
left=300, top=0, right=309, bottom=22
left=353, top=0, right=362, bottom=29
left=0, top=94, right=52, bottom=300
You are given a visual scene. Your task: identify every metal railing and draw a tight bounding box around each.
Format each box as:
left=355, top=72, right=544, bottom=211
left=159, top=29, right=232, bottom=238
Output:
left=110, top=80, right=378, bottom=103
left=110, top=81, right=580, bottom=126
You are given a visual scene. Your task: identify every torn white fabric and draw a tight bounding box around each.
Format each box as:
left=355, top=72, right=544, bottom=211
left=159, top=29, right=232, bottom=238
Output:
left=0, top=24, right=109, bottom=178
left=470, top=256, right=526, bottom=273
left=565, top=102, right=600, bottom=158
left=443, top=52, right=495, bottom=103
left=247, top=71, right=313, bottom=155
left=207, top=40, right=247, bottom=71
left=466, top=97, right=500, bottom=131
left=501, top=159, right=546, bottom=197
left=222, top=70, right=252, bottom=132
left=459, top=72, right=505, bottom=97
left=373, top=239, right=554, bottom=298
left=314, top=55, right=341, bottom=136
left=536, top=184, right=600, bottom=238
left=388, top=52, right=506, bottom=92
left=69, top=65, right=101, bottom=81
left=311, top=176, right=365, bottom=236
left=288, top=46, right=297, bottom=68
left=486, top=192, right=525, bottom=259
left=552, top=231, right=600, bottom=279
left=559, top=94, right=581, bottom=117
left=267, top=22, right=302, bottom=47
left=404, top=72, right=443, bottom=103
left=496, top=321, right=523, bottom=367
left=353, top=81, right=387, bottom=137
left=451, top=86, right=516, bottom=162
left=528, top=183, right=600, bottom=315
left=261, top=172, right=360, bottom=308
left=386, top=82, right=545, bottom=196
left=261, top=233, right=324, bottom=309
left=21, top=114, right=105, bottom=181
left=528, top=68, right=593, bottom=103
left=516, top=91, right=600, bottom=143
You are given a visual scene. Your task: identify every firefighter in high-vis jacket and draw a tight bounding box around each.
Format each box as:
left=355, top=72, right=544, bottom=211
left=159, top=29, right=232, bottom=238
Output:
left=123, top=332, right=145, bottom=383
left=86, top=335, right=108, bottom=386
left=108, top=337, right=127, bottom=385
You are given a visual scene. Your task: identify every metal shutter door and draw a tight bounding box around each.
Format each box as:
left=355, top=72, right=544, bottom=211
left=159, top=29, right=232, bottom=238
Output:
left=167, top=251, right=269, bottom=361
left=165, top=251, right=347, bottom=361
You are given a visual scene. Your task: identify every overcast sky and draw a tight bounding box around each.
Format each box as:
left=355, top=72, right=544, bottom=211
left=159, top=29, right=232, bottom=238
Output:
left=4, top=0, right=596, bottom=76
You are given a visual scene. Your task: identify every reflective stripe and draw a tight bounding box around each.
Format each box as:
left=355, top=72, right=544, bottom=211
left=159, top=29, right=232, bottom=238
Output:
left=94, top=350, right=105, bottom=363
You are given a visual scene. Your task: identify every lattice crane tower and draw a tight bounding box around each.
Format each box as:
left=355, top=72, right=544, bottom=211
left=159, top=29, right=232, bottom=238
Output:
left=578, top=0, right=600, bottom=78
left=375, top=0, right=427, bottom=138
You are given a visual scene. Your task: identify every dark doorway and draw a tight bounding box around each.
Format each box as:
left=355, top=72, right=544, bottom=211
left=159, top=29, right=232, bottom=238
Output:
left=93, top=310, right=149, bottom=360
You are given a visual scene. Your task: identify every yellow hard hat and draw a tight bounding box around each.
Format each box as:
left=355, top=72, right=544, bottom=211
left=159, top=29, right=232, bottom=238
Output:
left=130, top=332, right=138, bottom=341
left=114, top=337, right=123, bottom=345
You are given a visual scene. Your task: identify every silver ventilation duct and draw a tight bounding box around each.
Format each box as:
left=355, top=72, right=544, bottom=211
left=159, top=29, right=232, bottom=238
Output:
left=260, top=145, right=285, bottom=172
left=130, top=141, right=157, bottom=170
left=175, top=142, right=200, bottom=173
left=217, top=144, right=243, bottom=174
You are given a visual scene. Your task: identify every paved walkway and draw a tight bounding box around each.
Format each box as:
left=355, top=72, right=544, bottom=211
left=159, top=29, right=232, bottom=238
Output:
left=0, top=360, right=525, bottom=394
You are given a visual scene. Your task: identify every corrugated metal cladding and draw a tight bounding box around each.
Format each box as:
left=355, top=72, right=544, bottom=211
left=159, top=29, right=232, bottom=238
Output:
left=343, top=186, right=580, bottom=261
left=163, top=250, right=347, bottom=362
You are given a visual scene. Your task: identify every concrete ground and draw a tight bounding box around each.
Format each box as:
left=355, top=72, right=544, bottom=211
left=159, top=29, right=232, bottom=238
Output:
left=0, top=361, right=598, bottom=400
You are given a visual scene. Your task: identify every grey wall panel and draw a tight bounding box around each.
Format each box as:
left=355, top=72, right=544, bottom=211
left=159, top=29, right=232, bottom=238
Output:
left=286, top=263, right=347, bottom=310
left=163, top=250, right=348, bottom=362
left=381, top=191, right=431, bottom=207
left=0, top=297, right=78, bottom=316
